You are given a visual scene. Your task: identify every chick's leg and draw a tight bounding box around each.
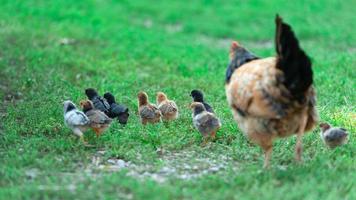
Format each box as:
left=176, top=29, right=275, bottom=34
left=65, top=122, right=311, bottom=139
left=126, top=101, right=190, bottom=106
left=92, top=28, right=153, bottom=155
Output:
left=93, top=128, right=101, bottom=137
left=201, top=136, right=209, bottom=147
left=141, top=119, right=147, bottom=125
left=295, top=113, right=308, bottom=162
left=73, top=128, right=86, bottom=144
left=211, top=131, right=216, bottom=140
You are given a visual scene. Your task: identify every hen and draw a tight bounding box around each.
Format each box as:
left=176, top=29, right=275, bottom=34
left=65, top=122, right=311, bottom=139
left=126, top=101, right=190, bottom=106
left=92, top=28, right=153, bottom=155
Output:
left=320, top=123, right=349, bottom=148
left=63, top=100, right=90, bottom=143
left=225, top=15, right=318, bottom=167
left=103, top=92, right=130, bottom=125
left=137, top=91, right=161, bottom=125
left=80, top=100, right=112, bottom=137
left=156, top=92, right=179, bottom=121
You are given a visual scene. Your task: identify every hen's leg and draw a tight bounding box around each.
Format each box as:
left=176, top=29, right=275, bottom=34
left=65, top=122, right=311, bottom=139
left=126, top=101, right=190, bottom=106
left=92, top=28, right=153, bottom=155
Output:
left=248, top=132, right=273, bottom=168
left=295, top=113, right=308, bottom=162
left=263, top=144, right=273, bottom=168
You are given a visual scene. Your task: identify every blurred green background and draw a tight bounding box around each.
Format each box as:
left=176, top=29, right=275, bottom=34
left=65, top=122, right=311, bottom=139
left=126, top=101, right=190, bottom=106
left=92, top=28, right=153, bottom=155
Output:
left=0, top=0, right=355, bottom=199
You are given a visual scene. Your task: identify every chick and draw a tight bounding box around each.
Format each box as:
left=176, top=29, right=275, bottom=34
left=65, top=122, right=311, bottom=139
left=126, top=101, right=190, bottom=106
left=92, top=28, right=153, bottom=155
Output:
left=85, top=88, right=110, bottom=114
left=137, top=91, right=161, bottom=125
left=63, top=100, right=90, bottom=143
left=190, top=90, right=214, bottom=113
left=103, top=92, right=130, bottom=125
left=156, top=92, right=179, bottom=121
left=320, top=123, right=349, bottom=148
left=80, top=100, right=112, bottom=137
left=190, top=102, right=221, bottom=145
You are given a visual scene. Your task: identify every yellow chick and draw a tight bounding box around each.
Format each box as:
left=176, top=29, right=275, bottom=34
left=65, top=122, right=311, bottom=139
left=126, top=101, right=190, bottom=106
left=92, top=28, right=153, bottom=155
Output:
left=138, top=92, right=161, bottom=125
left=156, top=92, right=179, bottom=121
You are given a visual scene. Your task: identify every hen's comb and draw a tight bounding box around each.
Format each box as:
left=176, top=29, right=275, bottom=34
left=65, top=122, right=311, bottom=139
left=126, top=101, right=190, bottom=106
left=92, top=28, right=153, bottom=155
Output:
left=231, top=41, right=239, bottom=50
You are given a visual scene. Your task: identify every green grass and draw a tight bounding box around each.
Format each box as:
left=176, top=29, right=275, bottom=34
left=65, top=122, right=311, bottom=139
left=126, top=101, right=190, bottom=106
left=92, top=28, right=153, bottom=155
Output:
left=0, top=0, right=355, bottom=199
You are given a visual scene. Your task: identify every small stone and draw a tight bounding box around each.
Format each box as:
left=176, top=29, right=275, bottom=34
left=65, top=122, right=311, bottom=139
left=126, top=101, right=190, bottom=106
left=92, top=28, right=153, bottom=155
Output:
left=107, top=159, right=117, bottom=165
left=116, top=159, right=127, bottom=168
left=25, top=168, right=39, bottom=179
left=143, top=19, right=153, bottom=28
left=59, top=38, right=75, bottom=45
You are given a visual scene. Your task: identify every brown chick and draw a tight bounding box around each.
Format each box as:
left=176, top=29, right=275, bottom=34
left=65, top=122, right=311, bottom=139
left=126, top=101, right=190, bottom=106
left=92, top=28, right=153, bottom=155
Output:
left=80, top=100, right=112, bottom=137
left=156, top=92, right=179, bottom=121
left=320, top=123, right=349, bottom=148
left=225, top=15, right=318, bottom=168
left=190, top=102, right=221, bottom=145
left=138, top=92, right=161, bottom=125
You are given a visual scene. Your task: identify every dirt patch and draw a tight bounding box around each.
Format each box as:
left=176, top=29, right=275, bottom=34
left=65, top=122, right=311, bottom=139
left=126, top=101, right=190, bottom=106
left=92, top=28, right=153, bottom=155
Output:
left=86, top=148, right=239, bottom=183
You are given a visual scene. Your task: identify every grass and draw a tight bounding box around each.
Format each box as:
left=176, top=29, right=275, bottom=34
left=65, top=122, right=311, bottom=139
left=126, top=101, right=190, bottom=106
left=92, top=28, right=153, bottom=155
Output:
left=0, top=0, right=355, bottom=199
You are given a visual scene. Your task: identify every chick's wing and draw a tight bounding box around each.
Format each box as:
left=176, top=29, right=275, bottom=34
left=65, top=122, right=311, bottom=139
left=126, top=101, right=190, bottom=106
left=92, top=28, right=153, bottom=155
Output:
left=86, top=110, right=112, bottom=124
left=196, top=113, right=218, bottom=127
left=160, top=101, right=177, bottom=114
left=93, top=96, right=110, bottom=111
left=111, top=104, right=128, bottom=115
left=140, top=105, right=160, bottom=119
left=65, top=110, right=90, bottom=126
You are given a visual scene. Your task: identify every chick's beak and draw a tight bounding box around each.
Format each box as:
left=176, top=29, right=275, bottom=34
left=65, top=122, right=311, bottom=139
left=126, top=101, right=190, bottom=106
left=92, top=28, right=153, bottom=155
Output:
left=189, top=103, right=195, bottom=109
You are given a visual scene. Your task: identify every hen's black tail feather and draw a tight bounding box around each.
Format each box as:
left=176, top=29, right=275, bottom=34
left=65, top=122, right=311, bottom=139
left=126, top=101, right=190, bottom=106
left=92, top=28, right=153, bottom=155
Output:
left=275, top=15, right=313, bottom=102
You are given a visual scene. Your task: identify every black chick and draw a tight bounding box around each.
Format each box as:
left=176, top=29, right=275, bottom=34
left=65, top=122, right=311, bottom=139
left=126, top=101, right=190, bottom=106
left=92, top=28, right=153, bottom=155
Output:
left=190, top=90, right=214, bottom=113
left=104, top=92, right=130, bottom=125
left=85, top=88, right=111, bottom=114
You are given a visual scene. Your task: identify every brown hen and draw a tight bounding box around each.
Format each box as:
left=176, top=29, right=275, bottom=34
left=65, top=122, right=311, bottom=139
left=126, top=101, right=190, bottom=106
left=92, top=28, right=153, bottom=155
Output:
left=225, top=15, right=318, bottom=167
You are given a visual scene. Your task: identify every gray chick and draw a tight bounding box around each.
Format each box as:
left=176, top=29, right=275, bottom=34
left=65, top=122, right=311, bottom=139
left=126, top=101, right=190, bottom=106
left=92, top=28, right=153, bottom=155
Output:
left=320, top=123, right=349, bottom=148
left=63, top=100, right=90, bottom=143
left=190, top=102, right=221, bottom=145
